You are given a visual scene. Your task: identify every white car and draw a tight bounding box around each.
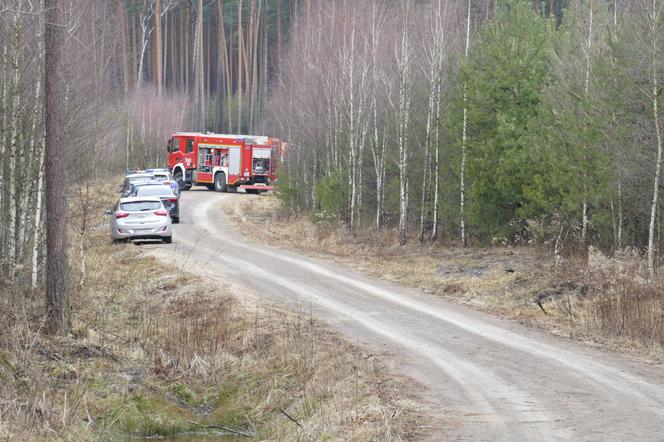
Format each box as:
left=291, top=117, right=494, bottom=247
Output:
left=140, top=169, right=180, bottom=195
left=108, top=196, right=172, bottom=243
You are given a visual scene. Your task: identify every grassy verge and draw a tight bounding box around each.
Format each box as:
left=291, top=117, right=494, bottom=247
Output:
left=0, top=184, right=422, bottom=441
left=226, top=194, right=664, bottom=362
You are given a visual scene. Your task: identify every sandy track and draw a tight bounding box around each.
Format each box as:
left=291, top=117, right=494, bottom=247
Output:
left=161, top=190, right=664, bottom=441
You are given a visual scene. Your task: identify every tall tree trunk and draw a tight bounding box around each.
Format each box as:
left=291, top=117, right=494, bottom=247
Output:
left=193, top=0, right=205, bottom=129
left=430, top=0, right=445, bottom=241
left=460, top=0, right=471, bottom=247
left=276, top=0, right=282, bottom=62
left=248, top=0, right=255, bottom=132
left=369, top=4, right=386, bottom=229
left=170, top=9, right=177, bottom=89
left=0, top=44, right=7, bottom=263
left=179, top=2, right=186, bottom=89
left=581, top=0, right=593, bottom=245
left=45, top=0, right=70, bottom=335
left=249, top=0, right=262, bottom=133
left=237, top=0, right=244, bottom=132
left=21, top=23, right=44, bottom=278
left=32, top=137, right=46, bottom=290
left=155, top=0, right=163, bottom=94
left=130, top=13, right=137, bottom=88
left=397, top=4, right=412, bottom=246
left=137, top=2, right=154, bottom=90
left=8, top=3, right=23, bottom=293
left=218, top=0, right=233, bottom=131
left=647, top=0, right=662, bottom=278
left=117, top=0, right=131, bottom=93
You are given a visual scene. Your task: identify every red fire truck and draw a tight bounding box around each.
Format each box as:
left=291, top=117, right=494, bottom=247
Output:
left=166, top=132, right=281, bottom=193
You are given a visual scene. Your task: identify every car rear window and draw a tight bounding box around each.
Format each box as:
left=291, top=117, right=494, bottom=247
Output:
left=151, top=174, right=169, bottom=182
left=119, top=201, right=162, bottom=211
left=128, top=175, right=154, bottom=184
left=135, top=186, right=175, bottom=197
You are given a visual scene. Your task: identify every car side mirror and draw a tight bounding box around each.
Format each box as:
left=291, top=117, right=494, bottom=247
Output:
left=105, top=209, right=113, bottom=215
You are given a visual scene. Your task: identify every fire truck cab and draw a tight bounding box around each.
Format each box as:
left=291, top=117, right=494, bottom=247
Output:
left=167, top=132, right=279, bottom=194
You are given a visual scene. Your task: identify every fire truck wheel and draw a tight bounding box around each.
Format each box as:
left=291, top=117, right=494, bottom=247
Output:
left=214, top=172, right=227, bottom=192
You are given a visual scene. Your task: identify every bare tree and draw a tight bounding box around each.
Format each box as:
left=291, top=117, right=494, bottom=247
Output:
left=647, top=0, right=663, bottom=277
left=421, top=0, right=446, bottom=242
left=581, top=0, right=594, bottom=244
left=396, top=2, right=413, bottom=246
left=460, top=0, right=471, bottom=247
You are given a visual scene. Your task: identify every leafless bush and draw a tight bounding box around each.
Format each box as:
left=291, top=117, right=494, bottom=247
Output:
left=125, top=87, right=190, bottom=169
left=581, top=248, right=664, bottom=349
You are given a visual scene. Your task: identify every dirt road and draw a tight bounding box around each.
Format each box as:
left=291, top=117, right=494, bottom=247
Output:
left=162, top=190, right=664, bottom=441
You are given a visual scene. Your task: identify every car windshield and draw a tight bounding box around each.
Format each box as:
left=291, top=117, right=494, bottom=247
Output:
left=135, top=186, right=175, bottom=197
left=119, top=201, right=162, bottom=212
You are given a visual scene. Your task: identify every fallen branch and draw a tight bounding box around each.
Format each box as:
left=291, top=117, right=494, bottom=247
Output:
left=188, top=420, right=255, bottom=437
left=279, top=408, right=302, bottom=427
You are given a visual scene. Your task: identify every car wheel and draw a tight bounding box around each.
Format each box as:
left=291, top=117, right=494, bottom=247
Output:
left=214, top=172, right=227, bottom=192
left=172, top=216, right=180, bottom=224
left=163, top=236, right=172, bottom=244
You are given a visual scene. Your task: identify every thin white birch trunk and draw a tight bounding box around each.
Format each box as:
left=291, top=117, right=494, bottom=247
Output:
left=396, top=4, right=412, bottom=246
left=581, top=1, right=593, bottom=245
left=647, top=0, right=663, bottom=278
left=347, top=29, right=357, bottom=231
left=424, top=0, right=445, bottom=242
left=20, top=43, right=43, bottom=266
left=0, top=44, right=8, bottom=260
left=369, top=2, right=386, bottom=228
left=31, top=137, right=45, bottom=289
left=460, top=0, right=471, bottom=247
left=8, top=4, right=23, bottom=288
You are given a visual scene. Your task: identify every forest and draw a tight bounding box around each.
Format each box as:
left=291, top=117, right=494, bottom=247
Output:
left=269, top=0, right=664, bottom=281
left=0, top=0, right=662, bottom=323
left=1, top=0, right=663, bottom=439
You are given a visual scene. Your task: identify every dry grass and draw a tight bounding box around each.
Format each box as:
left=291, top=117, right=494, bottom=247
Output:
left=227, top=194, right=664, bottom=361
left=0, top=183, right=422, bottom=441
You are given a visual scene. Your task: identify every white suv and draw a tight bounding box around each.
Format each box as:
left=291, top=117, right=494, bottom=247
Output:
left=108, top=196, right=173, bottom=244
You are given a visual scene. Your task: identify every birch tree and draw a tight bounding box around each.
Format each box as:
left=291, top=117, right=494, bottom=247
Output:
left=421, top=0, right=446, bottom=242
left=396, top=2, right=413, bottom=246
left=8, top=2, right=22, bottom=292
left=369, top=3, right=387, bottom=228
left=460, top=0, right=471, bottom=246
left=645, top=0, right=663, bottom=277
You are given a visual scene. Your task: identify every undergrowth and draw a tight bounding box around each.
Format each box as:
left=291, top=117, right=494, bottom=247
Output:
left=228, top=194, right=664, bottom=360
left=0, top=183, right=419, bottom=441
